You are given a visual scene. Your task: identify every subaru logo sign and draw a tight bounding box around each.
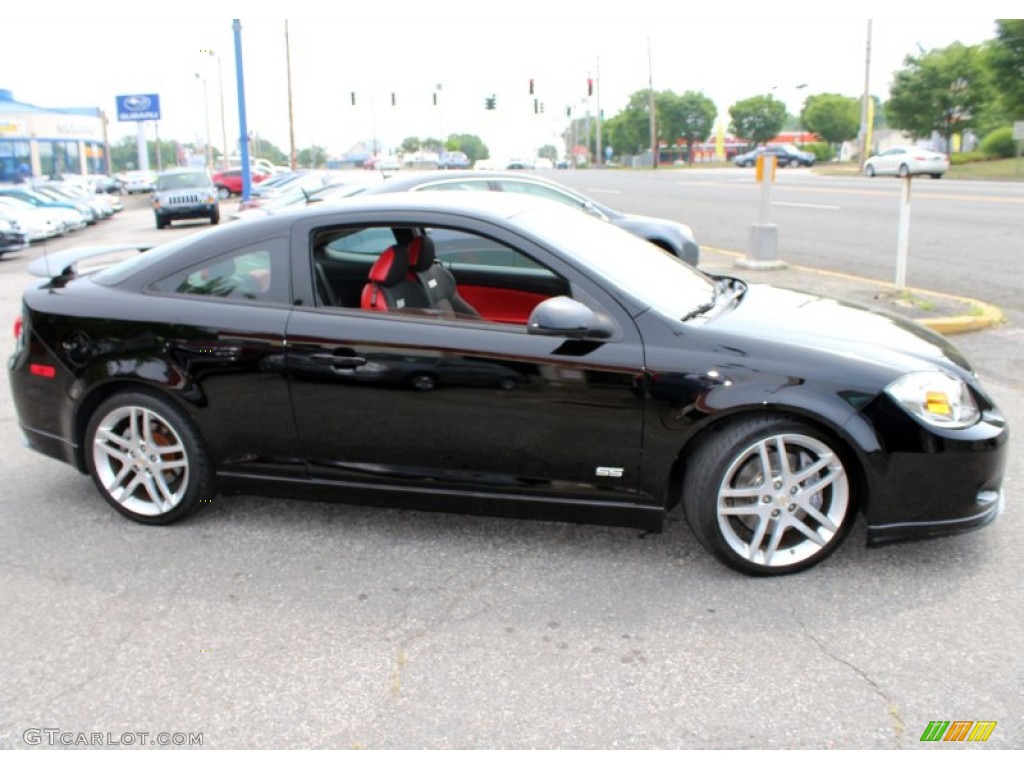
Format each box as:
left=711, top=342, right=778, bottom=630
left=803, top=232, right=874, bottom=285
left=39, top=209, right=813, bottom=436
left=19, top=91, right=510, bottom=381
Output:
left=116, top=93, right=161, bottom=122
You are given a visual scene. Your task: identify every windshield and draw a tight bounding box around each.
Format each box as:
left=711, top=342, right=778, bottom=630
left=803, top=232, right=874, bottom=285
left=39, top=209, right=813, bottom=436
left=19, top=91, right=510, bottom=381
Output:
left=157, top=172, right=211, bottom=191
left=512, top=203, right=714, bottom=319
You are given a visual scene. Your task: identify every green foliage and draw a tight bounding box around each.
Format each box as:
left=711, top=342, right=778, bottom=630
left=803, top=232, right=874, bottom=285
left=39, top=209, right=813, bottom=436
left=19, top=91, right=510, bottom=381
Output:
left=800, top=93, right=860, bottom=145
left=297, top=145, right=327, bottom=168
left=250, top=138, right=288, bottom=166
left=446, top=134, right=489, bottom=163
left=537, top=144, right=558, bottom=161
left=729, top=95, right=787, bottom=146
left=659, top=90, right=717, bottom=165
left=980, top=126, right=1017, bottom=158
left=400, top=136, right=422, bottom=153
left=603, top=90, right=655, bottom=155
left=988, top=20, right=1024, bottom=120
left=886, top=42, right=989, bottom=147
left=950, top=151, right=987, bottom=165
left=803, top=142, right=835, bottom=162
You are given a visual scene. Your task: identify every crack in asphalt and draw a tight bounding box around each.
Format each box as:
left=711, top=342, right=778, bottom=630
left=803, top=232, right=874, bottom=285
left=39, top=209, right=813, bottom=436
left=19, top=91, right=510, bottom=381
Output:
left=790, top=611, right=906, bottom=748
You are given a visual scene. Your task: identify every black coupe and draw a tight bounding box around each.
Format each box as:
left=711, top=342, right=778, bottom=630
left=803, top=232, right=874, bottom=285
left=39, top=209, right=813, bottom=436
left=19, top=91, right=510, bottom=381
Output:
left=8, top=193, right=1007, bottom=575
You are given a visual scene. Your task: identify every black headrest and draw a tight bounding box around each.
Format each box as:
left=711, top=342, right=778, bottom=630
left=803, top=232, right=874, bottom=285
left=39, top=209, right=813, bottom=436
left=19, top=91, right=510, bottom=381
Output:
left=410, top=236, right=436, bottom=272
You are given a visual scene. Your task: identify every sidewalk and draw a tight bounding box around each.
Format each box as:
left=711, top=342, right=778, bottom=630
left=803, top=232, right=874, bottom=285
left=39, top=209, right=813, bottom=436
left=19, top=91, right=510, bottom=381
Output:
left=699, top=248, right=1004, bottom=336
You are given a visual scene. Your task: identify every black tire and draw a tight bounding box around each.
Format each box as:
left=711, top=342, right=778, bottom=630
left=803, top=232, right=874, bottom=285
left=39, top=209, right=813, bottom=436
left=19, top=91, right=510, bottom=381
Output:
left=898, top=164, right=910, bottom=178
left=865, top=164, right=876, bottom=177
left=789, top=158, right=800, bottom=168
left=210, top=207, right=220, bottom=225
left=84, top=391, right=213, bottom=525
left=155, top=215, right=167, bottom=230
left=217, top=186, right=231, bottom=200
left=930, top=173, right=943, bottom=179
left=682, top=415, right=855, bottom=576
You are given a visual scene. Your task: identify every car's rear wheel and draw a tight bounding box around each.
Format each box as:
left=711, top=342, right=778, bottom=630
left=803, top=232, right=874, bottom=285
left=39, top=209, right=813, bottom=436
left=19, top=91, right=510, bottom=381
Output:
left=898, top=164, right=910, bottom=178
left=410, top=373, right=436, bottom=392
left=789, top=158, right=801, bottom=167
left=85, top=392, right=212, bottom=525
left=217, top=186, right=231, bottom=199
left=865, top=164, right=876, bottom=177
left=683, top=416, right=854, bottom=575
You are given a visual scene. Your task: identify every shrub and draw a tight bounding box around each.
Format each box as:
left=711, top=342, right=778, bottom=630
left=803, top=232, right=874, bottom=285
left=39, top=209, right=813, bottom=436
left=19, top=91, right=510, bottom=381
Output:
left=802, top=142, right=835, bottom=162
left=980, top=127, right=1016, bottom=159
left=950, top=151, right=986, bottom=165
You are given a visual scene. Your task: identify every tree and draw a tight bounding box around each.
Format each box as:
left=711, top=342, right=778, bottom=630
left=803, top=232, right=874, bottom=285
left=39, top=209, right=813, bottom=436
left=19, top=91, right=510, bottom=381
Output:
left=729, top=95, right=787, bottom=146
left=446, top=134, right=489, bottom=164
left=536, top=144, right=558, bottom=161
left=601, top=89, right=655, bottom=155
left=800, top=93, right=860, bottom=146
left=886, top=42, right=989, bottom=150
left=400, top=136, right=422, bottom=153
left=297, top=145, right=327, bottom=168
left=658, top=91, right=717, bottom=165
left=987, top=19, right=1024, bottom=120
left=248, top=136, right=288, bottom=165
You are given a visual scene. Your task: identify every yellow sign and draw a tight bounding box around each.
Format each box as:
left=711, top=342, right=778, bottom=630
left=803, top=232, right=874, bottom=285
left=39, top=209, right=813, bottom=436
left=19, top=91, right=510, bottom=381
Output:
left=756, top=154, right=777, bottom=182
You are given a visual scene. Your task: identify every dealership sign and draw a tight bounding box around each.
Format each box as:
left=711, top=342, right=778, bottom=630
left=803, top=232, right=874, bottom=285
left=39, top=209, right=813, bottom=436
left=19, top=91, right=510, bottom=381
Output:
left=116, top=94, right=161, bottom=122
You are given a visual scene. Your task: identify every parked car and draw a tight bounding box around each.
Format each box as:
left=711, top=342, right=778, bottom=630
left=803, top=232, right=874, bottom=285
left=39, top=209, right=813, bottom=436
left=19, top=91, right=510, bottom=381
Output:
left=439, top=151, right=471, bottom=170
left=734, top=145, right=816, bottom=168
left=89, top=174, right=124, bottom=194
left=212, top=168, right=270, bottom=198
left=0, top=197, right=65, bottom=241
left=9, top=193, right=1006, bottom=575
left=346, top=170, right=700, bottom=266
left=864, top=146, right=949, bottom=179
left=118, top=170, right=157, bottom=194
left=0, top=187, right=89, bottom=230
left=0, top=216, right=28, bottom=255
left=152, top=168, right=219, bottom=229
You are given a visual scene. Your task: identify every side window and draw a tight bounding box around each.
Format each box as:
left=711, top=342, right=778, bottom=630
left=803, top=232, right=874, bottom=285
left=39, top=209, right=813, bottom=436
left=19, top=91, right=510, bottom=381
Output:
left=417, top=180, right=493, bottom=192
left=151, top=237, right=289, bottom=303
left=498, top=180, right=587, bottom=211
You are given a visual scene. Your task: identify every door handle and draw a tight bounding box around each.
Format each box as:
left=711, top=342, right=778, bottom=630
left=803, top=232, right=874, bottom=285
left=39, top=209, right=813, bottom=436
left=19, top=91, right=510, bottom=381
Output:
left=309, top=353, right=367, bottom=369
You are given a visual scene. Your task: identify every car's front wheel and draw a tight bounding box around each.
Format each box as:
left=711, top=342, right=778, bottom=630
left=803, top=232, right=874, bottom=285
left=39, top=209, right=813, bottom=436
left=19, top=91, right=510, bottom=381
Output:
left=789, top=158, right=801, bottom=168
left=155, top=215, right=167, bottom=230
left=898, top=164, right=911, bottom=178
left=217, top=186, right=231, bottom=199
left=865, top=164, right=876, bottom=177
left=683, top=416, right=854, bottom=575
left=210, top=207, right=220, bottom=225
left=85, top=391, right=213, bottom=525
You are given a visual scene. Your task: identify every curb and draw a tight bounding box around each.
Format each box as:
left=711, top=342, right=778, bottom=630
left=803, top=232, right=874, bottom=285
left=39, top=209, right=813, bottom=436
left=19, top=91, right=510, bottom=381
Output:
left=702, top=248, right=1005, bottom=336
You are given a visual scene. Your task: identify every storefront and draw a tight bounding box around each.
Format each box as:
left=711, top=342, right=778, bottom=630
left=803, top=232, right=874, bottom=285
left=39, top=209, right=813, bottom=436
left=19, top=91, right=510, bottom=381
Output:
left=0, top=89, right=108, bottom=181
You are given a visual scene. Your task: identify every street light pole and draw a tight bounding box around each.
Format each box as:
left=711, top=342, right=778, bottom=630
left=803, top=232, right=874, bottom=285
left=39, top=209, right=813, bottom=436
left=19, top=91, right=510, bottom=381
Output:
left=195, top=72, right=212, bottom=169
left=209, top=50, right=228, bottom=169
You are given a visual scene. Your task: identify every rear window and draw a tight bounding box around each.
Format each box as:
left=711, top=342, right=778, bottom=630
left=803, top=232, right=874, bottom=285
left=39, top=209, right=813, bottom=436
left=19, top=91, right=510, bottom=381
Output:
left=91, top=230, right=210, bottom=285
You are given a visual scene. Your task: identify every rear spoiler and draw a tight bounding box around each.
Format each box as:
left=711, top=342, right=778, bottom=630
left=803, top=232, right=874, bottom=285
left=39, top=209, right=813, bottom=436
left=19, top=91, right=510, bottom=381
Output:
left=27, top=244, right=155, bottom=278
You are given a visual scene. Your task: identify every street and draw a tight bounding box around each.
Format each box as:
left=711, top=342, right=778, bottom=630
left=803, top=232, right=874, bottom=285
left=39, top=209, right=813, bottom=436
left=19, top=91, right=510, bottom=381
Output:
left=0, top=177, right=1020, bottom=749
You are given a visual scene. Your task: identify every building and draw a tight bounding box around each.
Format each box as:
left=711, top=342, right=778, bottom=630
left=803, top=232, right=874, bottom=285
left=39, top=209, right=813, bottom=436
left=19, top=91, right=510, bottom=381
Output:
left=0, top=89, right=108, bottom=181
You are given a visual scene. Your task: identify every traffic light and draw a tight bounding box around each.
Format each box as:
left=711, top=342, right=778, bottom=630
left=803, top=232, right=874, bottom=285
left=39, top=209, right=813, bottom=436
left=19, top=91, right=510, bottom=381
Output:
left=533, top=98, right=538, bottom=114
left=390, top=92, right=396, bottom=106
left=587, top=78, right=593, bottom=96
left=485, top=95, right=496, bottom=110
left=350, top=92, right=356, bottom=106
left=565, top=105, right=571, bottom=117
left=432, top=92, right=437, bottom=106
left=529, top=78, right=534, bottom=95
left=540, top=102, right=544, bottom=114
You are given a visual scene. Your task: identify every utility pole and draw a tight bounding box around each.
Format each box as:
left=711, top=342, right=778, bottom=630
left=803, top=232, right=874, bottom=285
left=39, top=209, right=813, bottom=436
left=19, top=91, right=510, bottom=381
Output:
left=859, top=20, right=873, bottom=171
left=285, top=21, right=297, bottom=170
left=648, top=37, right=657, bottom=169
left=595, top=57, right=602, bottom=167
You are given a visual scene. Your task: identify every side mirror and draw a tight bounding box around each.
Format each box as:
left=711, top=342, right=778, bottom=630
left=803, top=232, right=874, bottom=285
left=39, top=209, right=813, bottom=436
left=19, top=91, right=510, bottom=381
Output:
left=527, top=296, right=614, bottom=340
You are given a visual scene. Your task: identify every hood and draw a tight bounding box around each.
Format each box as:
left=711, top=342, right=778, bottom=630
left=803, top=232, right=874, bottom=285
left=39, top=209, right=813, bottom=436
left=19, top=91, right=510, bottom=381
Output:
left=703, top=283, right=973, bottom=377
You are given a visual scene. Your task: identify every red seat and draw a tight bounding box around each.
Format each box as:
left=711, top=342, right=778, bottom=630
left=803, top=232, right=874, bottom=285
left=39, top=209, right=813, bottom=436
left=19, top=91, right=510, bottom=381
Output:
left=361, top=244, right=432, bottom=312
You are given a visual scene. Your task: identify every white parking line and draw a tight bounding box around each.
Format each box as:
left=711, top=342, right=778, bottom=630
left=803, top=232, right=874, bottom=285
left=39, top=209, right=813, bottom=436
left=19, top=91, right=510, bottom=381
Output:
left=773, top=202, right=841, bottom=210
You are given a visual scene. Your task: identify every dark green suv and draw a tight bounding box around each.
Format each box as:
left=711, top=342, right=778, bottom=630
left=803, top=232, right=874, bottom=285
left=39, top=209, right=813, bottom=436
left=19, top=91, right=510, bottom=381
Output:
left=152, top=168, right=220, bottom=229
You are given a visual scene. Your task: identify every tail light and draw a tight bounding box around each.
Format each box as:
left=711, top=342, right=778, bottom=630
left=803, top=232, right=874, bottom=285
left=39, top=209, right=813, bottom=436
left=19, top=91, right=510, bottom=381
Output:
left=13, top=317, right=22, bottom=341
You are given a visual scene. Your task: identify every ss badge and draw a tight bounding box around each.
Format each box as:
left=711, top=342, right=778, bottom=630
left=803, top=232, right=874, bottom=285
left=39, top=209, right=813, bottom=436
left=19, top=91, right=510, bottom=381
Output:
left=595, top=466, right=624, bottom=478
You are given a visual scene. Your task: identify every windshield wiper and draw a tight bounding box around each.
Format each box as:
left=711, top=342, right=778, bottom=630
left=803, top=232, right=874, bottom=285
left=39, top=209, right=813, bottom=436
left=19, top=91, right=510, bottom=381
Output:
left=680, top=280, right=721, bottom=322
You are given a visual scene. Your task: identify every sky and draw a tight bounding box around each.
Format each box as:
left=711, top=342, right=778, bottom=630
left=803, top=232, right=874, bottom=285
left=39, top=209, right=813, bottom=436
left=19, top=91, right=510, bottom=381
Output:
left=2, top=3, right=1015, bottom=162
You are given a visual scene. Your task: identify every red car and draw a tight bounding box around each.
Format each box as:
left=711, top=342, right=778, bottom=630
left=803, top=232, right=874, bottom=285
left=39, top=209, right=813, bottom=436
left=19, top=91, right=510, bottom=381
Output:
left=212, top=168, right=269, bottom=198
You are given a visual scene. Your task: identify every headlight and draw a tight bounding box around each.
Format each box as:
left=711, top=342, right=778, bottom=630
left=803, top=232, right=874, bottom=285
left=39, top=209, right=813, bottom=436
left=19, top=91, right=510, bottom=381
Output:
left=886, top=371, right=980, bottom=429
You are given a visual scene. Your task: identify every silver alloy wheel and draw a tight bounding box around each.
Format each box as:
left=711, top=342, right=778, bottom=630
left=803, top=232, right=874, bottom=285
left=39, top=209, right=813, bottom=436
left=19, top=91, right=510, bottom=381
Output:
left=716, top=432, right=849, bottom=568
left=91, top=405, right=189, bottom=517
